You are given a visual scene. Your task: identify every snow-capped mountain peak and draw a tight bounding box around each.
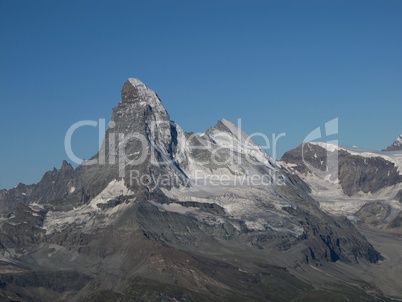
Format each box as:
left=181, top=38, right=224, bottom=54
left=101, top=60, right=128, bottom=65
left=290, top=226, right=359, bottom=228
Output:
left=203, top=118, right=274, bottom=168
left=385, top=133, right=402, bottom=151
left=393, top=134, right=402, bottom=147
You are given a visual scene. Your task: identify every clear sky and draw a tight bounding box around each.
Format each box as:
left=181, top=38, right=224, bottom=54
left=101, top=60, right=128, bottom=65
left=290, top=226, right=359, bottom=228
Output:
left=0, top=0, right=401, bottom=189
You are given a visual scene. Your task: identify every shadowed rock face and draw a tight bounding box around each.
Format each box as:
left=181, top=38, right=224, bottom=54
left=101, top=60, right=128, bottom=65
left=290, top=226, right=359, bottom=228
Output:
left=281, top=143, right=402, bottom=196
left=386, top=145, right=402, bottom=151
left=281, top=143, right=330, bottom=176
left=0, top=270, right=92, bottom=302
left=0, top=79, right=389, bottom=301
left=0, top=161, right=75, bottom=211
left=338, top=150, right=401, bottom=196
left=396, top=189, right=402, bottom=202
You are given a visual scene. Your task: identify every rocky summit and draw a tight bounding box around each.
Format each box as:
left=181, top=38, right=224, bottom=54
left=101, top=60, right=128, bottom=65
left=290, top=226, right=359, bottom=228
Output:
left=0, top=79, right=400, bottom=301
left=385, top=134, right=402, bottom=151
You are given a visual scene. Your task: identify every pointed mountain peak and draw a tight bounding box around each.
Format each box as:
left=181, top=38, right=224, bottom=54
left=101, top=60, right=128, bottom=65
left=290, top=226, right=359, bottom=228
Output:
left=217, top=118, right=234, bottom=127
left=61, top=160, right=74, bottom=172
left=213, top=118, right=238, bottom=133
left=394, top=134, right=402, bottom=145
left=121, top=78, right=154, bottom=103
left=118, top=78, right=168, bottom=118
left=385, top=133, right=402, bottom=151
left=212, top=118, right=251, bottom=143
left=204, top=118, right=274, bottom=166
left=47, top=161, right=74, bottom=176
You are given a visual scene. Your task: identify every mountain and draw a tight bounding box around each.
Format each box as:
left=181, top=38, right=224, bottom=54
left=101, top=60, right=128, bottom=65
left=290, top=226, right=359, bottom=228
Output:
left=282, top=142, right=402, bottom=234
left=281, top=142, right=402, bottom=293
left=0, top=79, right=398, bottom=301
left=282, top=142, right=402, bottom=197
left=385, top=134, right=402, bottom=151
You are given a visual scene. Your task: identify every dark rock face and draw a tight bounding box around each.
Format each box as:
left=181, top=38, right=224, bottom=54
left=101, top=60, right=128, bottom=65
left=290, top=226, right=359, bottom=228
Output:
left=0, top=161, right=79, bottom=213
left=29, top=160, right=75, bottom=203
left=0, top=270, right=92, bottom=302
left=385, top=145, right=402, bottom=151
left=282, top=143, right=402, bottom=196
left=277, top=202, right=382, bottom=264
left=388, top=212, right=402, bottom=228
left=0, top=204, right=46, bottom=256
left=0, top=183, right=35, bottom=212
left=281, top=143, right=330, bottom=175
left=396, top=189, right=402, bottom=202
left=0, top=79, right=389, bottom=301
left=338, top=150, right=402, bottom=196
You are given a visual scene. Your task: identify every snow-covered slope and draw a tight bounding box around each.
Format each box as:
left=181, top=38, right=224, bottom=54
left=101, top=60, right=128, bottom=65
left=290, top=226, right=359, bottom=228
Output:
left=42, top=179, right=136, bottom=235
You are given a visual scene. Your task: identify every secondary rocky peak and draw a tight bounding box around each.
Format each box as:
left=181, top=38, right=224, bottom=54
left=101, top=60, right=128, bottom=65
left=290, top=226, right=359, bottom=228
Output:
left=209, top=119, right=241, bottom=136
left=209, top=118, right=260, bottom=148
left=385, top=134, right=402, bottom=151
left=61, top=160, right=74, bottom=172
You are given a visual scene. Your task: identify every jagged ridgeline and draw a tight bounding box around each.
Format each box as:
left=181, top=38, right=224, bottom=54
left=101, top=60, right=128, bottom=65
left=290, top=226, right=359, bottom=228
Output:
left=0, top=79, right=394, bottom=301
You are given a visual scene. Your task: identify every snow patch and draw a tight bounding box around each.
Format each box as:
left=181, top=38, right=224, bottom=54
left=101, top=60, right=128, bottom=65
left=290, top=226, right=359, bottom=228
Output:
left=42, top=179, right=135, bottom=235
left=87, top=179, right=133, bottom=210
left=310, top=142, right=339, bottom=153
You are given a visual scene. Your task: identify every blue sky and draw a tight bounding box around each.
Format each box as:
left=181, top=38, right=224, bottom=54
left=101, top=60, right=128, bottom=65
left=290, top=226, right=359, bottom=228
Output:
left=0, top=0, right=401, bottom=189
